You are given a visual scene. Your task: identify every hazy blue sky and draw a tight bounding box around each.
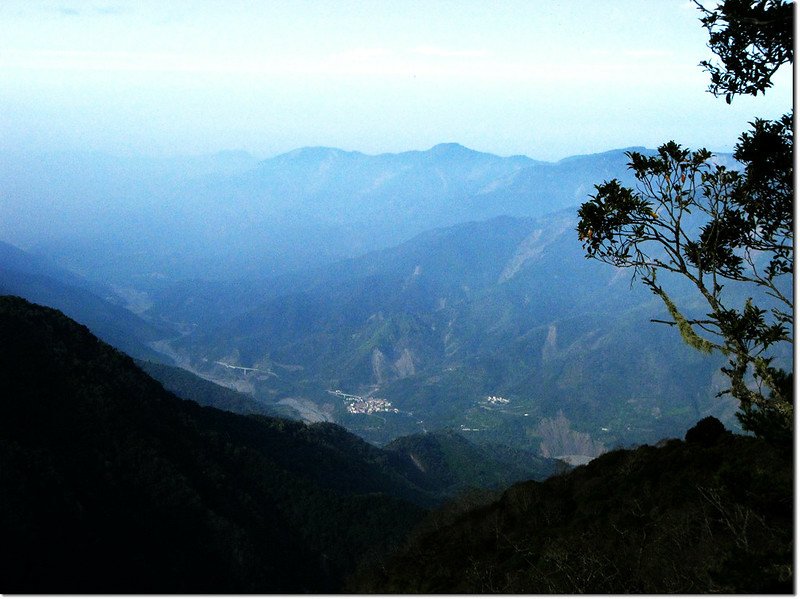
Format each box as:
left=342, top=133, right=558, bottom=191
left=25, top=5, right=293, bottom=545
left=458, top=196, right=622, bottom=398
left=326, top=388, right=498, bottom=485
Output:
left=0, top=0, right=792, bottom=161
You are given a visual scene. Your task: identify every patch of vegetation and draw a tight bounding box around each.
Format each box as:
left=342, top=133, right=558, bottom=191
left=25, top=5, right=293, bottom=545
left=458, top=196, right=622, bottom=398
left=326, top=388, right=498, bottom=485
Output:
left=351, top=421, right=792, bottom=593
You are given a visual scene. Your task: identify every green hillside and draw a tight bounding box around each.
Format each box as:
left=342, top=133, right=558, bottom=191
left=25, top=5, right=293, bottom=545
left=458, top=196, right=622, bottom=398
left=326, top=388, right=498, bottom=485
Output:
left=164, top=213, right=733, bottom=448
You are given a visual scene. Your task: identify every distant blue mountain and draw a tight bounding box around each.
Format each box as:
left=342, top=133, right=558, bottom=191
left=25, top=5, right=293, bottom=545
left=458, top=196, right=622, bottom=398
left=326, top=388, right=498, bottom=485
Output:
left=0, top=142, right=748, bottom=451
left=3, top=143, right=708, bottom=284
left=0, top=241, right=172, bottom=360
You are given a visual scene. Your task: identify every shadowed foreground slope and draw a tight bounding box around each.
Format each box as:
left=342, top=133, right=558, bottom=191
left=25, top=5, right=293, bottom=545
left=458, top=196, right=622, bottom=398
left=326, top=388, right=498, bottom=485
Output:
left=352, top=420, right=793, bottom=593
left=0, top=295, right=431, bottom=593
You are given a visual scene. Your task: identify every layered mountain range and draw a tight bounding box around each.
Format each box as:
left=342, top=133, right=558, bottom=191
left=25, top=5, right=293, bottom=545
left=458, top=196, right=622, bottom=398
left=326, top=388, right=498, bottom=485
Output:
left=0, top=141, right=790, bottom=593
left=1, top=143, right=658, bottom=282
left=153, top=211, right=734, bottom=449
left=0, top=143, right=751, bottom=453
left=2, top=296, right=789, bottom=593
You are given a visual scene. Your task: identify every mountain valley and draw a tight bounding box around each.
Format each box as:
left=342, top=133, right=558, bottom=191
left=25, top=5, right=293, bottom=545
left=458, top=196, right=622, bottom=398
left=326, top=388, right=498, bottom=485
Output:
left=147, top=210, right=736, bottom=451
left=0, top=144, right=752, bottom=456
left=0, top=296, right=564, bottom=592
left=3, top=0, right=793, bottom=591
left=0, top=141, right=791, bottom=594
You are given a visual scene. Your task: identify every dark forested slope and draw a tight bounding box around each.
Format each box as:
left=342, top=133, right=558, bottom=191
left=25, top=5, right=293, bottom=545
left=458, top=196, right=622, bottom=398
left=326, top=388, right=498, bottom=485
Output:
left=384, top=429, right=564, bottom=495
left=0, top=295, right=565, bottom=592
left=352, top=419, right=793, bottom=594
left=0, top=241, right=171, bottom=361
left=135, top=358, right=288, bottom=417
left=0, top=295, right=431, bottom=593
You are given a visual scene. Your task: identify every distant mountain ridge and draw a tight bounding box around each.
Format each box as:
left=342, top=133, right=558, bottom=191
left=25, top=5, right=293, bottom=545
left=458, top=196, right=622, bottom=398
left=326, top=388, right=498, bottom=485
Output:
left=0, top=241, right=172, bottom=361
left=2, top=143, right=733, bottom=283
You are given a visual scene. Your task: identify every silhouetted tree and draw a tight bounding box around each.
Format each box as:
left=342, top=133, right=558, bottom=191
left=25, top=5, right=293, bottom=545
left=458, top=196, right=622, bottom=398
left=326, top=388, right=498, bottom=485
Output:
left=696, top=0, right=794, bottom=103
left=577, top=1, right=793, bottom=443
left=685, top=416, right=727, bottom=445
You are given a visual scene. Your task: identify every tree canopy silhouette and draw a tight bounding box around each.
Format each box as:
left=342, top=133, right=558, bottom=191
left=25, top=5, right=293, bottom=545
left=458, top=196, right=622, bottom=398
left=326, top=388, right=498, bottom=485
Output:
left=577, top=0, right=793, bottom=443
left=696, top=0, right=794, bottom=103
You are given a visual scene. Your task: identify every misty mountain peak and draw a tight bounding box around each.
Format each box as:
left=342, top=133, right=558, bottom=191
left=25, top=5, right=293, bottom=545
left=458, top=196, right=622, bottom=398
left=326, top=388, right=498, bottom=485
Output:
left=276, top=146, right=361, bottom=164
left=428, top=142, right=479, bottom=157
left=292, top=146, right=338, bottom=159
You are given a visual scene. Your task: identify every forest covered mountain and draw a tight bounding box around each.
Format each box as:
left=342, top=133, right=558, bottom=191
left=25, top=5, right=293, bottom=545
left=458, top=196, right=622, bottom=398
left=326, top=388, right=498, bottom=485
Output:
left=1, top=0, right=791, bottom=593
left=0, top=143, right=748, bottom=453
left=0, top=141, right=776, bottom=456
left=150, top=211, right=736, bottom=450
left=0, top=296, right=561, bottom=592
left=0, top=56, right=790, bottom=593
left=351, top=418, right=793, bottom=593
left=2, top=296, right=789, bottom=593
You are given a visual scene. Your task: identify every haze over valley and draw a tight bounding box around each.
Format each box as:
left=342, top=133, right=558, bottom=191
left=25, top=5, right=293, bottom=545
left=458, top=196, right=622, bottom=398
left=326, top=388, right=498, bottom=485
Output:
left=0, top=143, right=750, bottom=455
left=1, top=1, right=792, bottom=593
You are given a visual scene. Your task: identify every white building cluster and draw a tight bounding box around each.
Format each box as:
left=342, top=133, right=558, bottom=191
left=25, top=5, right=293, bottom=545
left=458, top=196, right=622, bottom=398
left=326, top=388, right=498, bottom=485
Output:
left=485, top=395, right=510, bottom=405
left=328, top=389, right=399, bottom=415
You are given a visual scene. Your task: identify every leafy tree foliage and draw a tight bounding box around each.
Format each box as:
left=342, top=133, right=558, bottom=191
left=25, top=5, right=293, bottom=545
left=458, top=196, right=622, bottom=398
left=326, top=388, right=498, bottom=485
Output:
left=696, top=0, right=794, bottom=103
left=577, top=1, right=793, bottom=443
